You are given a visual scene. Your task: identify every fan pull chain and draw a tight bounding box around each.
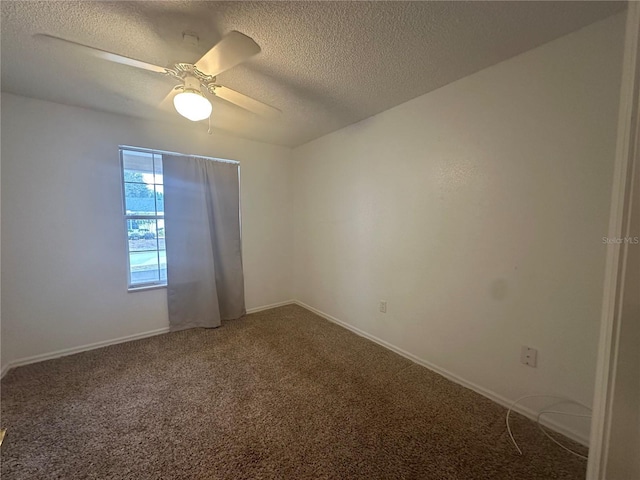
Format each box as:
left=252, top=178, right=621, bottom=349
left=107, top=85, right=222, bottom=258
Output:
left=208, top=114, right=212, bottom=135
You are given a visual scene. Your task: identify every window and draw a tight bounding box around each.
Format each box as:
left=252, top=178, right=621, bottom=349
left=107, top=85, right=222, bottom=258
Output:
left=121, top=147, right=166, bottom=289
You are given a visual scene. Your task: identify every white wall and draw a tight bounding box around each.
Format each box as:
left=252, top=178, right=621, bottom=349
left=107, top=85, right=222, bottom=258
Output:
left=292, top=14, right=625, bottom=441
left=606, top=125, right=640, bottom=479
left=1, top=93, right=293, bottom=369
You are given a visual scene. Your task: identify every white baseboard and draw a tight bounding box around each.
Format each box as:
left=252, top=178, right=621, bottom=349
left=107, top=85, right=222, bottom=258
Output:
left=0, top=300, right=297, bottom=379
left=2, top=327, right=171, bottom=378
left=293, top=300, right=590, bottom=447
left=246, top=300, right=295, bottom=314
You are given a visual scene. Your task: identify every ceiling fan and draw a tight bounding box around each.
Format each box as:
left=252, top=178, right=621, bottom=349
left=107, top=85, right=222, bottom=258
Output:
left=35, top=31, right=280, bottom=123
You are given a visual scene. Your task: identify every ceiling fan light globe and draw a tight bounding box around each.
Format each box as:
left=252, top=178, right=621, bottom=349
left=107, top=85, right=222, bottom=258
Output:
left=173, top=90, right=212, bottom=121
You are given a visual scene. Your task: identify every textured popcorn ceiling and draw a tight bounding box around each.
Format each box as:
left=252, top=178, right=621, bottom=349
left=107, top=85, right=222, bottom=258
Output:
left=0, top=1, right=626, bottom=147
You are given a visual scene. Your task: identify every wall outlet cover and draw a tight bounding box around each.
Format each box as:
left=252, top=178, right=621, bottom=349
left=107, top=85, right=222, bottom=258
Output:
left=521, top=346, right=538, bottom=367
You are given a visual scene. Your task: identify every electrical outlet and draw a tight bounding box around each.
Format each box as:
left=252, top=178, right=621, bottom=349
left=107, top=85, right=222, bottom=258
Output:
left=379, top=301, right=387, bottom=313
left=520, top=346, right=538, bottom=367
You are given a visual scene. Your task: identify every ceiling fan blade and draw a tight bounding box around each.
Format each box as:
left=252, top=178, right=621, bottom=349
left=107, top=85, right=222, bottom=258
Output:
left=35, top=34, right=167, bottom=74
left=213, top=86, right=280, bottom=117
left=158, top=89, right=179, bottom=113
left=195, top=31, right=260, bottom=77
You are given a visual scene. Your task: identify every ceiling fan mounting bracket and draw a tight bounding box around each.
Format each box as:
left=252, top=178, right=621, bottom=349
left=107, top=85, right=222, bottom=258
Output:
left=182, top=32, right=199, bottom=48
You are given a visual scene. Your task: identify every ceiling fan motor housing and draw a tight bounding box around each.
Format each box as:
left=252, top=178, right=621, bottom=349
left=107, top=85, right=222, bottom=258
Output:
left=166, top=63, right=218, bottom=96
left=183, top=75, right=203, bottom=94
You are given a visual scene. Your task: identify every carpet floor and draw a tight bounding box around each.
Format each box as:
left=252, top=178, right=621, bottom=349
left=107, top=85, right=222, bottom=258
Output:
left=1, top=304, right=587, bottom=479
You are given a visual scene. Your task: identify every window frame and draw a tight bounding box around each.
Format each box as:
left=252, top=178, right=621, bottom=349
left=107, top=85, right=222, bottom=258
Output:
left=119, top=145, right=241, bottom=292
left=120, top=146, right=167, bottom=291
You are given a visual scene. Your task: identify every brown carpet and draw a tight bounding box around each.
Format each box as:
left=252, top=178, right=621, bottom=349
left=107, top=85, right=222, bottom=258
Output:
left=1, top=304, right=587, bottom=479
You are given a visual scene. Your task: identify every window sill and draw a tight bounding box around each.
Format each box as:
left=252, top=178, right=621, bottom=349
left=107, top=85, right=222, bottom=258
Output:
left=128, top=284, right=167, bottom=293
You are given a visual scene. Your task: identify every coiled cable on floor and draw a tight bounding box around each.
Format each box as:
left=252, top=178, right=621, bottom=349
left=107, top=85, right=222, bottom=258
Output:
left=506, top=394, right=592, bottom=460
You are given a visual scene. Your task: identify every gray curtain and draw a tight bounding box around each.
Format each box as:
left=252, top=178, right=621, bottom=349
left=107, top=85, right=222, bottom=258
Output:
left=163, top=155, right=245, bottom=332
